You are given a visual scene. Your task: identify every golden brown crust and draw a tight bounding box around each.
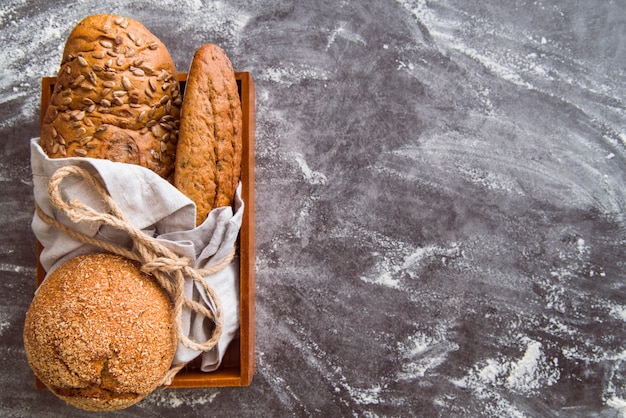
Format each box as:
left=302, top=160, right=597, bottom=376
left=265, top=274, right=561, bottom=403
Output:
left=174, top=44, right=242, bottom=225
left=23, top=253, right=177, bottom=411
left=41, top=14, right=181, bottom=178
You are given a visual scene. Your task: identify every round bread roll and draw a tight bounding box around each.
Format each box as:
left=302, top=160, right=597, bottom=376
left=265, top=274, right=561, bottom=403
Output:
left=41, top=14, right=181, bottom=178
left=23, top=253, right=176, bottom=411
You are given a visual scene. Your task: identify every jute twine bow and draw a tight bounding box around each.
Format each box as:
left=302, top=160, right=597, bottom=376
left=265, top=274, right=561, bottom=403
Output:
left=34, top=165, right=236, bottom=386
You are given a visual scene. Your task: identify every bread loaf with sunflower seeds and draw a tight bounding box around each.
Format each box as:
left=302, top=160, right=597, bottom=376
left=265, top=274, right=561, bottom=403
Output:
left=40, top=14, right=181, bottom=179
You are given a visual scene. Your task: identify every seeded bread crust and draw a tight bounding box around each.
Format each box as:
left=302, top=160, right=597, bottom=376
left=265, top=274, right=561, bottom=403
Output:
left=23, top=253, right=177, bottom=411
left=41, top=14, right=181, bottom=178
left=174, top=44, right=242, bottom=225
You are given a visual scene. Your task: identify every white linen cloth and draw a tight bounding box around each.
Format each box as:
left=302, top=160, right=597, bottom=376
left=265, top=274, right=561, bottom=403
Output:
left=30, top=137, right=242, bottom=372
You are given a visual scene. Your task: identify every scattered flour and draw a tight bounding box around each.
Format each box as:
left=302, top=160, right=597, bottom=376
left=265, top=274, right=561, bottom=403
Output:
left=0, top=317, right=9, bottom=337
left=145, top=389, right=219, bottom=408
left=0, top=11, right=64, bottom=131
left=346, top=384, right=383, bottom=406
left=396, top=327, right=459, bottom=380
left=506, top=340, right=559, bottom=392
left=175, top=0, right=251, bottom=43
left=609, top=304, right=626, bottom=321
left=603, top=349, right=626, bottom=417
left=360, top=243, right=461, bottom=289
left=454, top=338, right=560, bottom=396
left=326, top=21, right=367, bottom=50
left=0, top=263, right=37, bottom=275
left=292, top=153, right=328, bottom=185
left=606, top=397, right=626, bottom=417
left=402, top=244, right=462, bottom=270
left=360, top=270, right=401, bottom=290
left=151, top=0, right=204, bottom=11
left=260, top=64, right=332, bottom=87
left=456, top=166, right=518, bottom=194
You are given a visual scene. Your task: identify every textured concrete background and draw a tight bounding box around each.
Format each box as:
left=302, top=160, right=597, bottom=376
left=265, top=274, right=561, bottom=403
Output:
left=1, top=1, right=625, bottom=416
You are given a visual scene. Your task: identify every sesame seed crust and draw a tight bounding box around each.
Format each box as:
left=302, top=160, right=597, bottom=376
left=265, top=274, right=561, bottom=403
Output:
left=23, top=252, right=177, bottom=411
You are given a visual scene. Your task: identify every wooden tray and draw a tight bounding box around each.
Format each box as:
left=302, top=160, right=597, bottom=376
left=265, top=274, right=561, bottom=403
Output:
left=36, top=72, right=256, bottom=388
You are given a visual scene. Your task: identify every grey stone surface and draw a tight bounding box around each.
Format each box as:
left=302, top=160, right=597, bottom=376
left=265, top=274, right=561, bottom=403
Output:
left=1, top=0, right=625, bottom=416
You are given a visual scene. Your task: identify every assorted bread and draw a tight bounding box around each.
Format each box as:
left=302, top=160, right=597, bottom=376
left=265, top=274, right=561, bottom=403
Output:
left=26, top=13, right=245, bottom=411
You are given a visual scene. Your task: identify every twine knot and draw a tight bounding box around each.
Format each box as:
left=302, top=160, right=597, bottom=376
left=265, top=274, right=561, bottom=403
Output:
left=141, top=255, right=190, bottom=275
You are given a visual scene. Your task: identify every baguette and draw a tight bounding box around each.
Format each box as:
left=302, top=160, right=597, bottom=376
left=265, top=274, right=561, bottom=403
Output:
left=174, top=44, right=243, bottom=225
left=40, top=14, right=181, bottom=179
